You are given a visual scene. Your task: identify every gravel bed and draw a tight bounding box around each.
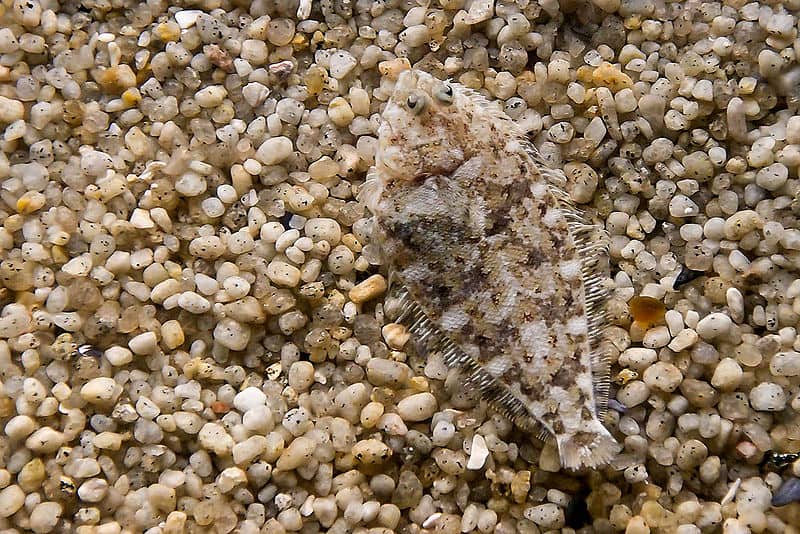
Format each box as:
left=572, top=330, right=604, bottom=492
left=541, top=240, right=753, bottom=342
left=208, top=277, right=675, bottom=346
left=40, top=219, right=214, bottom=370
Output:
left=1, top=0, right=800, bottom=532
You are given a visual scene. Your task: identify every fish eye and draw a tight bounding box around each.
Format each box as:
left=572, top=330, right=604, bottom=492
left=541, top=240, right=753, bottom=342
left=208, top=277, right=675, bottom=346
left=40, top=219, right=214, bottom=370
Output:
left=406, top=93, right=426, bottom=114
left=435, top=84, right=453, bottom=103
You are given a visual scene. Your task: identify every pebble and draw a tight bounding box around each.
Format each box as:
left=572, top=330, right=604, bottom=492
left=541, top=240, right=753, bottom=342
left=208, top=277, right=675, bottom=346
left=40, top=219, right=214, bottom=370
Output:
left=397, top=392, right=437, bottom=422
left=233, top=387, right=266, bottom=412
left=367, top=358, right=411, bottom=387
left=267, top=260, right=302, bottom=287
left=696, top=313, right=733, bottom=340
left=524, top=503, right=564, bottom=529
left=642, top=362, right=683, bottom=392
left=617, top=381, right=650, bottom=408
left=352, top=439, right=393, bottom=465
left=711, top=358, right=743, bottom=391
left=81, top=378, right=122, bottom=404
left=128, top=331, right=158, bottom=354
left=213, top=318, right=250, bottom=351
left=328, top=97, right=355, bottom=127
left=749, top=383, right=786, bottom=411
left=669, top=195, right=700, bottom=217
left=257, top=136, right=294, bottom=165
left=276, top=436, right=316, bottom=470
left=772, top=477, right=800, bottom=507
left=0, top=96, right=25, bottom=123
left=349, top=274, right=387, bottom=303
left=29, top=502, right=62, bottom=533
left=198, top=423, right=235, bottom=456
left=329, top=51, right=357, bottom=79
left=0, top=485, right=25, bottom=517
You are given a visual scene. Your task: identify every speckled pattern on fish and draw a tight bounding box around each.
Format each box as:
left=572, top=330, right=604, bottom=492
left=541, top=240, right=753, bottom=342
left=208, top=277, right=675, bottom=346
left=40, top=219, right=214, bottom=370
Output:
left=365, top=69, right=621, bottom=470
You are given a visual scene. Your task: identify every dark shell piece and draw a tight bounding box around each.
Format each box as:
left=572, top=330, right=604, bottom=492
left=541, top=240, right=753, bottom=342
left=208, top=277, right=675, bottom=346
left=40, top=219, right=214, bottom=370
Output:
left=77, top=345, right=103, bottom=358
left=607, top=398, right=627, bottom=414
left=772, top=477, right=800, bottom=507
left=673, top=266, right=705, bottom=289
left=762, top=450, right=800, bottom=470
left=565, top=495, right=591, bottom=528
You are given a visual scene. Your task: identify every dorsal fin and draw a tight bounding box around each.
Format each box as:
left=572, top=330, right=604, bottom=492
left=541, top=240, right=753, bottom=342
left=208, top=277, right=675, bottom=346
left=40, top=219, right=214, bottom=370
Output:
left=523, top=141, right=613, bottom=420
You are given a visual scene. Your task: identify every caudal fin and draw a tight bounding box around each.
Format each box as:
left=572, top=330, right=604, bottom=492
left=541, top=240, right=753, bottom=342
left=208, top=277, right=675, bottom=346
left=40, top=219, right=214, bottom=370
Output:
left=556, top=420, right=621, bottom=470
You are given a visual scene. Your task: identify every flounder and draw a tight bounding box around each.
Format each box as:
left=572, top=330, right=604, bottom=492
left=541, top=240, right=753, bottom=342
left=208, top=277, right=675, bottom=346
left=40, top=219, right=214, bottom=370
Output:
left=362, top=69, right=620, bottom=470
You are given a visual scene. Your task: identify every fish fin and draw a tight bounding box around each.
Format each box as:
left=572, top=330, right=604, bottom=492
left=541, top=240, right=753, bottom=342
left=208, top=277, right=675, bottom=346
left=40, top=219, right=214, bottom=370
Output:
left=390, top=285, right=550, bottom=442
left=556, top=420, right=622, bottom=470
left=522, top=141, right=614, bottom=419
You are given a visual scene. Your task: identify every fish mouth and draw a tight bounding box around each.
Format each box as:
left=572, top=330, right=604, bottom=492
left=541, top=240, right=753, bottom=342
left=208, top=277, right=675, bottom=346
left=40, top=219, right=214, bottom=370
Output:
left=395, top=69, right=419, bottom=96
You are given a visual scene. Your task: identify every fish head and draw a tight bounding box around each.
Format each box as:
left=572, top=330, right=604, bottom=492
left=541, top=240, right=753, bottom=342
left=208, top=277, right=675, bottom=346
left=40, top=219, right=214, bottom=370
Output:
left=377, top=69, right=470, bottom=184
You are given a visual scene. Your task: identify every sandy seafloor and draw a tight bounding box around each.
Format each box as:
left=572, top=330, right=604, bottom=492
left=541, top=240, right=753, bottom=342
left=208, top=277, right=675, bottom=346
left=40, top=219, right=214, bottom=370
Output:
left=1, top=0, right=800, bottom=532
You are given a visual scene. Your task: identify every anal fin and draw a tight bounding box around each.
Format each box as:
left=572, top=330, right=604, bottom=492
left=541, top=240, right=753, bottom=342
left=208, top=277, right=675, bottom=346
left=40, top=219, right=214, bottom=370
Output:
left=389, top=285, right=551, bottom=443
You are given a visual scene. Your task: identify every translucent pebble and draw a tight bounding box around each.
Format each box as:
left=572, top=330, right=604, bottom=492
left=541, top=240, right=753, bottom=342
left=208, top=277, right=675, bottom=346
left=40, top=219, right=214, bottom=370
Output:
left=266, top=18, right=295, bottom=46
left=755, top=163, right=788, bottom=191
left=195, top=85, right=227, bottom=108
left=175, top=172, right=207, bottom=197
left=201, top=197, right=225, bottom=218
left=329, top=50, right=358, bottom=79
left=213, top=318, right=251, bottom=351
left=770, top=351, right=800, bottom=377
left=668, top=195, right=700, bottom=217
left=227, top=230, right=255, bottom=255
left=400, top=24, right=430, bottom=47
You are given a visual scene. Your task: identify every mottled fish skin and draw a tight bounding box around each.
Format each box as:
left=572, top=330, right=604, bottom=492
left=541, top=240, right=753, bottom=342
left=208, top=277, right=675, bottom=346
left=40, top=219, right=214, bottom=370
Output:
left=366, top=69, right=620, bottom=470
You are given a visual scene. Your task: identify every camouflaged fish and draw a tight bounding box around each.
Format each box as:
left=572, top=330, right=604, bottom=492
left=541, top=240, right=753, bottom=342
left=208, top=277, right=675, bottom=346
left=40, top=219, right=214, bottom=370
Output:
left=362, top=69, right=620, bottom=469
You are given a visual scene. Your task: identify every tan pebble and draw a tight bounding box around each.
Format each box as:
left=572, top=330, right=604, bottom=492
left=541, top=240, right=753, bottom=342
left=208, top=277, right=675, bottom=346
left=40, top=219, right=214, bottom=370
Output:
left=164, top=511, right=187, bottom=534
left=382, top=323, right=410, bottom=350
left=352, top=439, right=392, bottom=465
left=0, top=96, right=25, bottom=122
left=378, top=57, right=411, bottom=80
left=160, top=320, right=184, bottom=349
left=396, top=392, right=437, bottom=422
left=276, top=436, right=316, bottom=470
left=327, top=97, right=355, bottom=127
left=349, top=274, right=387, bottom=303
left=625, top=515, right=650, bottom=534
left=93, top=432, right=124, bottom=450
left=18, top=458, right=45, bottom=492
left=267, top=260, right=301, bottom=287
left=592, top=62, right=634, bottom=92
left=360, top=401, right=385, bottom=428
left=93, top=65, right=137, bottom=93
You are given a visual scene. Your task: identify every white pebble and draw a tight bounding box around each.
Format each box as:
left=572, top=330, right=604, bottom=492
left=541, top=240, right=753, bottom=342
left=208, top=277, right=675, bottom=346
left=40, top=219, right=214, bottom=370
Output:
left=233, top=387, right=267, bottom=412
left=749, top=383, right=786, bottom=411
left=696, top=313, right=733, bottom=340
left=256, top=136, right=293, bottom=165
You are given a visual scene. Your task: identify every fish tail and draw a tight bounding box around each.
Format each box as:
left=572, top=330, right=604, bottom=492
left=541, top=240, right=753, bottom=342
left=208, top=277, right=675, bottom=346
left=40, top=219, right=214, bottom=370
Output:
left=556, top=420, right=621, bottom=470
